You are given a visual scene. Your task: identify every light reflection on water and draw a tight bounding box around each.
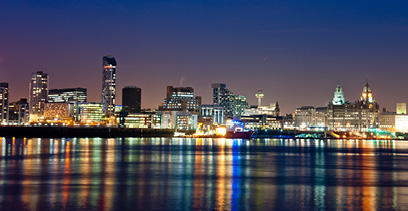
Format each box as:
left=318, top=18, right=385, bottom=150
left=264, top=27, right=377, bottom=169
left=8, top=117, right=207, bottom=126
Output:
left=0, top=138, right=408, bottom=210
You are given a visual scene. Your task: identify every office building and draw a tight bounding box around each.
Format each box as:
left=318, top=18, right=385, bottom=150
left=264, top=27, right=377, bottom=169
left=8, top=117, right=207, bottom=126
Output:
left=8, top=98, right=29, bottom=125
left=29, top=71, right=48, bottom=119
left=48, top=88, right=87, bottom=103
left=160, top=86, right=201, bottom=112
left=199, top=105, right=224, bottom=124
left=102, top=55, right=117, bottom=117
left=44, top=103, right=71, bottom=120
left=327, top=82, right=379, bottom=131
left=294, top=106, right=327, bottom=130
left=122, top=86, right=141, bottom=113
left=78, top=103, right=105, bottom=124
left=0, top=83, right=9, bottom=123
left=396, top=103, right=407, bottom=115
left=240, top=115, right=283, bottom=130
left=212, top=83, right=249, bottom=117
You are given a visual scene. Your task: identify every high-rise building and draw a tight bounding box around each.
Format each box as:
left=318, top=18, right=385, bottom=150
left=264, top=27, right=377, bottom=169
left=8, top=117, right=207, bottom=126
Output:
left=0, top=83, right=9, bottom=123
left=122, top=86, right=141, bottom=113
left=211, top=83, right=249, bottom=117
left=102, top=55, right=117, bottom=117
left=160, top=86, right=201, bottom=112
left=48, top=88, right=87, bottom=103
left=29, top=71, right=48, bottom=119
left=396, top=103, right=407, bottom=115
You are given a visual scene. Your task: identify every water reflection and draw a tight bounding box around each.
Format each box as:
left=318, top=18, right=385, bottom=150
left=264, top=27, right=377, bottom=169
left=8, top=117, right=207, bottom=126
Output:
left=0, top=138, right=408, bottom=210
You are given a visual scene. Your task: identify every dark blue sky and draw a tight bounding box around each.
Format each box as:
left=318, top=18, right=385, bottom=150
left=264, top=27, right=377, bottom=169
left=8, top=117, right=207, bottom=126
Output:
left=1, top=0, right=408, bottom=113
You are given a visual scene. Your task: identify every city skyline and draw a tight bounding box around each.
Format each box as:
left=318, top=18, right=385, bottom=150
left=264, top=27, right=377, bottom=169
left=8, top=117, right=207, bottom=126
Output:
left=1, top=1, right=408, bottom=114
left=0, top=63, right=406, bottom=114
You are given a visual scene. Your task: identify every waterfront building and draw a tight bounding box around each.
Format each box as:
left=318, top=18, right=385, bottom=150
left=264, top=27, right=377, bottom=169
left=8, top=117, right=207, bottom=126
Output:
left=327, top=82, right=379, bottom=131
left=379, top=111, right=396, bottom=132
left=172, top=111, right=198, bottom=131
left=294, top=106, right=327, bottom=130
left=212, top=83, right=249, bottom=117
left=396, top=115, right=408, bottom=133
left=0, top=83, right=9, bottom=124
left=122, top=86, right=141, bottom=113
left=160, top=86, right=201, bottom=112
left=240, top=115, right=283, bottom=130
left=379, top=103, right=408, bottom=133
left=199, top=105, right=224, bottom=124
left=78, top=103, right=105, bottom=124
left=121, top=112, right=162, bottom=128
left=283, top=114, right=295, bottom=130
left=29, top=71, right=48, bottom=120
left=396, top=103, right=407, bottom=115
left=8, top=98, right=29, bottom=125
left=43, top=103, right=71, bottom=120
left=48, top=88, right=87, bottom=103
left=242, top=103, right=280, bottom=116
left=102, top=55, right=117, bottom=117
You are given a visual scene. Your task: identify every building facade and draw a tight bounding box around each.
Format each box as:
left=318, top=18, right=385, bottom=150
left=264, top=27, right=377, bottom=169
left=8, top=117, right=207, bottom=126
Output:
left=0, top=83, right=9, bottom=123
left=160, top=86, right=201, bottom=112
left=294, top=106, right=327, bottom=130
left=8, top=98, right=29, bottom=125
left=122, top=86, right=141, bottom=113
left=78, top=103, right=105, bottom=124
left=327, top=83, right=379, bottom=131
left=212, top=83, right=249, bottom=117
left=199, top=105, right=224, bottom=124
left=396, top=103, right=407, bottom=115
left=102, top=55, right=117, bottom=117
left=43, top=103, right=71, bottom=120
left=29, top=71, right=48, bottom=120
left=48, top=88, right=87, bottom=103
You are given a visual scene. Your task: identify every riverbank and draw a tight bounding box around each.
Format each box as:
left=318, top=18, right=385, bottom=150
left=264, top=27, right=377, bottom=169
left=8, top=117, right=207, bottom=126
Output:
left=0, top=126, right=175, bottom=138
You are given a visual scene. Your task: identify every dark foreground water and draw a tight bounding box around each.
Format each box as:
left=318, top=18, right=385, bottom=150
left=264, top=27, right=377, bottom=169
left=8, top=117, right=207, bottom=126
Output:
left=1, top=138, right=408, bottom=210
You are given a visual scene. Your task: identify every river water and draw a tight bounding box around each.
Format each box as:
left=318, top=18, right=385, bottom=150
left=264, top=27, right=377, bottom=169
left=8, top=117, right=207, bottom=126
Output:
left=0, top=138, right=408, bottom=210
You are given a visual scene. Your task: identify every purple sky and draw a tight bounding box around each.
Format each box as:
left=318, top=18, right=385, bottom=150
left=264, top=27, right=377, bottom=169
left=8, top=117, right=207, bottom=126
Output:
left=1, top=0, right=408, bottom=114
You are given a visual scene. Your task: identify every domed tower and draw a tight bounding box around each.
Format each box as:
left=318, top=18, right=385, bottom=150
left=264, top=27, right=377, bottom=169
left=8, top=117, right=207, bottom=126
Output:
left=361, top=82, right=374, bottom=104
left=332, top=84, right=345, bottom=105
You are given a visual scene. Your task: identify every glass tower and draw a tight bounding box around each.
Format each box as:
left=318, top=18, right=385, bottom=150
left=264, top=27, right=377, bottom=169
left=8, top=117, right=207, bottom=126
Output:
left=102, top=55, right=117, bottom=117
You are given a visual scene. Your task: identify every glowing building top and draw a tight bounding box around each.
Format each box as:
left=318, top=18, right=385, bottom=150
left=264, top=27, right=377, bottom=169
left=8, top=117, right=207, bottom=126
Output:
left=255, top=89, right=264, bottom=107
left=361, top=82, right=374, bottom=104
left=332, top=84, right=345, bottom=105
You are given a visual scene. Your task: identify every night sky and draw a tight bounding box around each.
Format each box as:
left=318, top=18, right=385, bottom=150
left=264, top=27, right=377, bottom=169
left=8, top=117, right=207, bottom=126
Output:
left=1, top=0, right=408, bottom=114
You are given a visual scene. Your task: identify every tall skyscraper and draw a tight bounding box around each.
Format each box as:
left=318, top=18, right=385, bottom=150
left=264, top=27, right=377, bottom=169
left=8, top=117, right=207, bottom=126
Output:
left=102, top=55, right=117, bottom=117
left=29, top=71, right=48, bottom=119
left=0, top=83, right=9, bottom=123
left=122, top=86, right=141, bottom=113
